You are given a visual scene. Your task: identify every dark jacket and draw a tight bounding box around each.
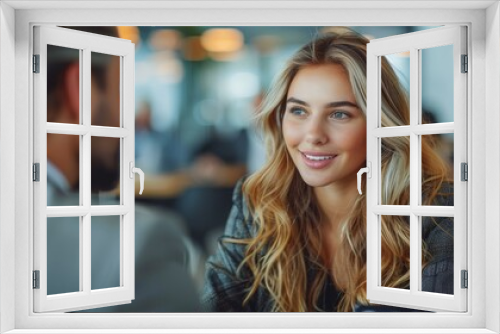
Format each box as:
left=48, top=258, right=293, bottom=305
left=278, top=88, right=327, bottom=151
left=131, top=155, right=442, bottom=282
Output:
left=201, top=179, right=454, bottom=312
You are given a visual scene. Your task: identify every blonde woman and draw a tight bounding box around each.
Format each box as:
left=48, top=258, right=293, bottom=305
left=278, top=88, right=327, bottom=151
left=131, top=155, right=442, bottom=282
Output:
left=201, top=27, right=453, bottom=312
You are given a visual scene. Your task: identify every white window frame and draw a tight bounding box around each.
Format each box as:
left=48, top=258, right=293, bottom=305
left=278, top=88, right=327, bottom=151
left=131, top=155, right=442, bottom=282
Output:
left=0, top=1, right=498, bottom=333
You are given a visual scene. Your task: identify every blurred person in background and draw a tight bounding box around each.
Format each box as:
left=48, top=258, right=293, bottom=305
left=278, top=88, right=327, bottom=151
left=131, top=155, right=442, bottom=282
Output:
left=178, top=127, right=249, bottom=254
left=202, top=28, right=454, bottom=312
left=133, top=101, right=249, bottom=255
left=46, top=26, right=201, bottom=312
left=133, top=101, right=194, bottom=203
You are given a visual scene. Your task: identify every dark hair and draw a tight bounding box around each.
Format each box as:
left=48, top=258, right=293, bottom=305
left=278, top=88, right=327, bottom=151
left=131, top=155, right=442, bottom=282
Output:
left=47, top=26, right=119, bottom=121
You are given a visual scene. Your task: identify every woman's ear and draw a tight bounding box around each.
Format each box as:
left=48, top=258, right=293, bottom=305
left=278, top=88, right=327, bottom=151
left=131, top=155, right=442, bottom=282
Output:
left=62, top=62, right=80, bottom=123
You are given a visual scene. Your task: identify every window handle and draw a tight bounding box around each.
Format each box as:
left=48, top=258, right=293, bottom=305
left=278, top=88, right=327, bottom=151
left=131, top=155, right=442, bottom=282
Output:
left=129, top=162, right=144, bottom=195
left=357, top=162, right=371, bottom=195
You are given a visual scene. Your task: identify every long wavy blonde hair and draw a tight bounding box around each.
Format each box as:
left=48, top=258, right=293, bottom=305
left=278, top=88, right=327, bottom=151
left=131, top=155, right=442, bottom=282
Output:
left=232, top=27, right=451, bottom=312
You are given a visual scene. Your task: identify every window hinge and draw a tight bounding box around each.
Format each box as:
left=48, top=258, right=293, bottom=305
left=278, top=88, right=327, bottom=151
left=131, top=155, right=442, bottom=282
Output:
left=461, top=270, right=468, bottom=289
left=33, top=54, right=40, bottom=73
left=33, top=270, right=40, bottom=289
left=461, top=162, right=468, bottom=181
left=33, top=163, right=40, bottom=182
left=461, top=54, right=468, bottom=73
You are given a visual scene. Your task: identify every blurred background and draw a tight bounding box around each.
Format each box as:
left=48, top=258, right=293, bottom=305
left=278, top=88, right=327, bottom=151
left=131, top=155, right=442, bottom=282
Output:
left=45, top=26, right=454, bottom=312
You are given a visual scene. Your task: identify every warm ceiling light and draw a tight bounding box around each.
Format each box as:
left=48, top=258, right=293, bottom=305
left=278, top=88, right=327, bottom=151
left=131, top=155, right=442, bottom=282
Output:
left=117, top=26, right=140, bottom=45
left=200, top=28, right=244, bottom=53
left=149, top=29, right=182, bottom=51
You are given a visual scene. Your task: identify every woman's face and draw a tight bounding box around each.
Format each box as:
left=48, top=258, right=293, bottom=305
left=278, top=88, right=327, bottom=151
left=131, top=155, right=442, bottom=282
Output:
left=282, top=64, right=366, bottom=188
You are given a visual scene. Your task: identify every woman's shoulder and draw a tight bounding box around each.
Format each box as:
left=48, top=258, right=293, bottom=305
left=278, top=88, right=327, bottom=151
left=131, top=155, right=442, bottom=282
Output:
left=431, top=181, right=454, bottom=206
left=421, top=182, right=454, bottom=261
left=416, top=182, right=454, bottom=294
left=222, top=176, right=256, bottom=240
left=422, top=216, right=454, bottom=261
left=422, top=181, right=454, bottom=234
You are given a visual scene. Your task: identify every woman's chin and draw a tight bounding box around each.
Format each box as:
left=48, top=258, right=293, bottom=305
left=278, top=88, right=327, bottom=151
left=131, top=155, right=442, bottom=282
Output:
left=299, top=174, right=335, bottom=188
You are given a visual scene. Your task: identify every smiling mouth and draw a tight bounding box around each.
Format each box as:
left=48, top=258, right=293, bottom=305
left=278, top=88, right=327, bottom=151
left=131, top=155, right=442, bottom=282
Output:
left=300, top=152, right=338, bottom=169
left=302, top=153, right=337, bottom=161
left=303, top=154, right=335, bottom=161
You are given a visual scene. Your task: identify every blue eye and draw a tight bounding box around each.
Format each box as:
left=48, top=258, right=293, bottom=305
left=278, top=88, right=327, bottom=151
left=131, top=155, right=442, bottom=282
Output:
left=331, top=111, right=349, bottom=120
left=289, top=106, right=306, bottom=116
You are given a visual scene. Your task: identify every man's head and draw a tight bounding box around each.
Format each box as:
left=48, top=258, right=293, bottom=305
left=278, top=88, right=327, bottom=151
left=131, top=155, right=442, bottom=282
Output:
left=47, top=26, right=122, bottom=191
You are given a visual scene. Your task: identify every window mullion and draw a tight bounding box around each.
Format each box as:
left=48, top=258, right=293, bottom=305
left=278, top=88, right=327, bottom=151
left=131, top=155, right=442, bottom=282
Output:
left=79, top=45, right=84, bottom=296
left=90, top=206, right=129, bottom=216
left=373, top=123, right=454, bottom=138
left=413, top=123, right=454, bottom=135
left=90, top=126, right=130, bottom=138
left=82, top=47, right=92, bottom=294
left=122, top=52, right=135, bottom=292
left=409, top=47, right=420, bottom=294
left=373, top=205, right=454, bottom=217
left=46, top=123, right=87, bottom=135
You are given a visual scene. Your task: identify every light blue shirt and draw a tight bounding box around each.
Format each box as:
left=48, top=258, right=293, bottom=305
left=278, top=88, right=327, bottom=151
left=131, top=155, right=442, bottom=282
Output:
left=45, top=160, right=201, bottom=311
left=47, top=161, right=74, bottom=206
left=46, top=161, right=120, bottom=295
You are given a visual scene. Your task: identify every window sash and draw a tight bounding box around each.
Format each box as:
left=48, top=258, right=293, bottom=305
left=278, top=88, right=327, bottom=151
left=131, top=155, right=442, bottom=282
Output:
left=366, top=25, right=468, bottom=312
left=32, top=25, right=136, bottom=313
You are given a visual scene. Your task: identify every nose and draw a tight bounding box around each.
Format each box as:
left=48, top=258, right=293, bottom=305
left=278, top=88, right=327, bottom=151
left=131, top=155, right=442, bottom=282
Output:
left=305, top=116, right=328, bottom=145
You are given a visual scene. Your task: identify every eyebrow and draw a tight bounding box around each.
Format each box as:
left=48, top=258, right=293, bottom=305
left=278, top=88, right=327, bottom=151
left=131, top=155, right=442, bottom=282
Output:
left=286, top=97, right=359, bottom=109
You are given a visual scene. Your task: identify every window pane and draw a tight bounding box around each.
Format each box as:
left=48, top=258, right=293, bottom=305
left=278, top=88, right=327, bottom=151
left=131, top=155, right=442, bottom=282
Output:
left=381, top=136, right=410, bottom=205
left=91, top=52, right=121, bottom=127
left=421, top=134, right=453, bottom=206
left=47, top=217, right=80, bottom=295
left=91, top=137, right=121, bottom=205
left=382, top=51, right=410, bottom=127
left=421, top=45, right=454, bottom=124
left=47, top=45, right=81, bottom=125
left=91, top=215, right=120, bottom=290
left=380, top=215, right=410, bottom=290
left=47, top=134, right=80, bottom=206
left=421, top=216, right=454, bottom=295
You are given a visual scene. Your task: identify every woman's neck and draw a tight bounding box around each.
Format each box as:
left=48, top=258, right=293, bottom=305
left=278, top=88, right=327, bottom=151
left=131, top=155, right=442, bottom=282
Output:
left=313, top=173, right=359, bottom=231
